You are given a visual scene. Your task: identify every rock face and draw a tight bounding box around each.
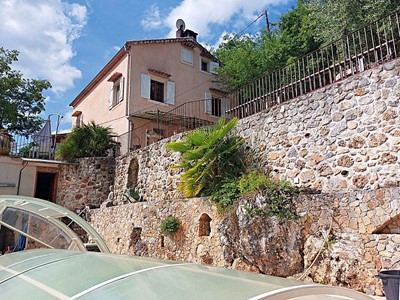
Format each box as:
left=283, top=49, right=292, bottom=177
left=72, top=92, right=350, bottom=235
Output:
left=218, top=195, right=303, bottom=277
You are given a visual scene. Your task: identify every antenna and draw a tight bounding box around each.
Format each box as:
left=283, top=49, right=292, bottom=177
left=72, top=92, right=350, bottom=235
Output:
left=176, top=19, right=186, bottom=31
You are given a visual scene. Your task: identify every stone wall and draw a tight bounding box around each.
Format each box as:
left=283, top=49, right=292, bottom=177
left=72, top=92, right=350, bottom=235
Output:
left=57, top=157, right=115, bottom=212
left=235, top=60, right=400, bottom=193
left=86, top=60, right=400, bottom=296
left=112, top=137, right=182, bottom=205
left=88, top=197, right=225, bottom=266
left=89, top=187, right=400, bottom=295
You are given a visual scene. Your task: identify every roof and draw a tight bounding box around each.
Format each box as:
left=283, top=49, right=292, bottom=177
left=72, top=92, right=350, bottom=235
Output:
left=0, top=249, right=374, bottom=300
left=0, top=195, right=109, bottom=253
left=69, top=37, right=218, bottom=108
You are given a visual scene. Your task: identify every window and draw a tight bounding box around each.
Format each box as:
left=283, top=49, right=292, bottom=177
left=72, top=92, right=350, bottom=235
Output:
left=212, top=98, right=222, bottom=117
left=150, top=80, right=164, bottom=102
left=141, top=73, right=175, bottom=105
left=205, top=92, right=222, bottom=117
left=201, top=60, right=208, bottom=72
left=200, top=59, right=219, bottom=74
left=72, top=111, right=82, bottom=128
left=182, top=48, right=193, bottom=65
left=108, top=76, right=124, bottom=109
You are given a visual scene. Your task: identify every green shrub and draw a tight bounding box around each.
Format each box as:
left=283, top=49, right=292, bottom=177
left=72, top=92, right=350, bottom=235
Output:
left=238, top=171, right=268, bottom=195
left=56, top=121, right=116, bottom=162
left=160, top=215, right=180, bottom=235
left=210, top=177, right=240, bottom=211
left=259, top=179, right=299, bottom=219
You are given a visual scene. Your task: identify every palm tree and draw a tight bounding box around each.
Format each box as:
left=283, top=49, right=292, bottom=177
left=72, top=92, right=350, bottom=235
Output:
left=56, top=121, right=116, bottom=162
left=167, top=117, right=245, bottom=197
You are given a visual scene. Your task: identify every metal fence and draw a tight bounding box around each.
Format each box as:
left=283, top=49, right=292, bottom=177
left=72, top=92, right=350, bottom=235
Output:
left=0, top=132, right=56, bottom=159
left=225, top=10, right=400, bottom=119
left=128, top=99, right=219, bottom=149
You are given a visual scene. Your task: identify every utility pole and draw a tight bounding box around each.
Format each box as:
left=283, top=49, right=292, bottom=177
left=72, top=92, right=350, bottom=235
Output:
left=265, top=9, right=270, bottom=32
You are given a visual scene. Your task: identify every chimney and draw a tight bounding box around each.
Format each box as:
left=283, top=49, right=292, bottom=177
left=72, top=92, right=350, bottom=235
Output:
left=175, top=19, right=198, bottom=41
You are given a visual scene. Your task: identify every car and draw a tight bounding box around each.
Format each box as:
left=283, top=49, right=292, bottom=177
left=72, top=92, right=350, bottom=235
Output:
left=0, top=196, right=374, bottom=299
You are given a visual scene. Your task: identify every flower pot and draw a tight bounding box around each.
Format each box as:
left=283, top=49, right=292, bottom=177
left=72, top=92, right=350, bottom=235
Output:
left=0, top=131, right=11, bottom=156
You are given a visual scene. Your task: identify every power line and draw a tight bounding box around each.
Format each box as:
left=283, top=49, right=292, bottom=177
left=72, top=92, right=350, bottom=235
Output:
left=237, top=12, right=266, bottom=36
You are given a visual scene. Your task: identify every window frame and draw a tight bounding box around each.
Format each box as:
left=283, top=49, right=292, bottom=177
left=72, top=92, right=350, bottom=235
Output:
left=108, top=76, right=124, bottom=110
left=181, top=47, right=193, bottom=65
left=205, top=92, right=225, bottom=117
left=141, top=73, right=175, bottom=105
left=200, top=59, right=219, bottom=74
left=150, top=79, right=164, bottom=103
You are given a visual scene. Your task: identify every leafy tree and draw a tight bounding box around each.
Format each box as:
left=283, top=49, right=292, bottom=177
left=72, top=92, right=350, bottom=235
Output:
left=214, top=1, right=320, bottom=91
left=167, top=117, right=245, bottom=197
left=0, top=48, right=51, bottom=136
left=213, top=35, right=266, bottom=91
left=306, top=0, right=400, bottom=44
left=55, top=121, right=116, bottom=162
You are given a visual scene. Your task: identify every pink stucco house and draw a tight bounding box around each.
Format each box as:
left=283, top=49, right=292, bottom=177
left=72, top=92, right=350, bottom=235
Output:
left=70, top=26, right=227, bottom=154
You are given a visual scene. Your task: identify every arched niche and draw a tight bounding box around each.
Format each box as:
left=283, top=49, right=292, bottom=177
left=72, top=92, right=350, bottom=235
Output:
left=198, top=213, right=212, bottom=237
left=127, top=158, right=139, bottom=188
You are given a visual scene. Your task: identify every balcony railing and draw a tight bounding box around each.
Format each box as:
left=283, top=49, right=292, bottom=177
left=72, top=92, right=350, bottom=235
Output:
left=225, top=10, right=400, bottom=119
left=127, top=99, right=221, bottom=149
left=0, top=133, right=59, bottom=159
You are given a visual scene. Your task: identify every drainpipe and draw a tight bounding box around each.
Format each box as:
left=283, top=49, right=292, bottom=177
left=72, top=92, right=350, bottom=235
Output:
left=17, top=160, right=28, bottom=195
left=124, top=43, right=132, bottom=151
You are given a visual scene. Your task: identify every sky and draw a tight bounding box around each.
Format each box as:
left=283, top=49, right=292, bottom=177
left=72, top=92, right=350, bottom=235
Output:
left=0, top=0, right=297, bottom=133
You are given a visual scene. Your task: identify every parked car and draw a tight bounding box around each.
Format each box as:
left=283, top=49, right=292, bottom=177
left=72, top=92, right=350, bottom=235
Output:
left=0, top=196, right=374, bottom=299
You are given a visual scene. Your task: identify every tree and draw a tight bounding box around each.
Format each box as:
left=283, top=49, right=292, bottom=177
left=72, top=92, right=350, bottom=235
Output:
left=213, top=2, right=320, bottom=91
left=55, top=121, right=117, bottom=162
left=0, top=48, right=51, bottom=136
left=306, top=0, right=400, bottom=44
left=167, top=117, right=245, bottom=197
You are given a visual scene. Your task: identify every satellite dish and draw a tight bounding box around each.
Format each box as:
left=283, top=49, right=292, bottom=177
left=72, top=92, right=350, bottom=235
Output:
left=176, top=19, right=186, bottom=31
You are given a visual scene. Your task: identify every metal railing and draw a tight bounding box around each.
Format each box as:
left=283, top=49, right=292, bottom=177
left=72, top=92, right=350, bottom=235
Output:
left=1, top=133, right=55, bottom=159
left=225, top=10, right=400, bottom=119
left=127, top=99, right=221, bottom=149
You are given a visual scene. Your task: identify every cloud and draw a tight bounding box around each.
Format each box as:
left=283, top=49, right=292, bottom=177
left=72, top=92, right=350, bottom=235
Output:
left=140, top=4, right=162, bottom=31
left=164, top=0, right=290, bottom=41
left=0, top=0, right=88, bottom=93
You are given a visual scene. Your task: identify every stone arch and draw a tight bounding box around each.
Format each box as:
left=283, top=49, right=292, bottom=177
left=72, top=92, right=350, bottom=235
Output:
left=198, top=213, right=212, bottom=236
left=127, top=158, right=139, bottom=188
left=373, top=214, right=400, bottom=234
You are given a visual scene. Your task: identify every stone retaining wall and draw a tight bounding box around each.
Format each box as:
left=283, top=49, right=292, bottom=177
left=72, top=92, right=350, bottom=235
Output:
left=88, top=197, right=225, bottom=266
left=89, top=187, right=400, bottom=295
left=86, top=60, right=400, bottom=296
left=57, top=157, right=115, bottom=212
left=112, top=139, right=182, bottom=205
left=236, top=60, right=400, bottom=193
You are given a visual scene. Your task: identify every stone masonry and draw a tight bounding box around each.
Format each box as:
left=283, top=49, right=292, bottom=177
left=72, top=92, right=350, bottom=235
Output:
left=57, top=157, right=115, bottom=212
left=236, top=60, right=400, bottom=193
left=84, top=60, right=400, bottom=296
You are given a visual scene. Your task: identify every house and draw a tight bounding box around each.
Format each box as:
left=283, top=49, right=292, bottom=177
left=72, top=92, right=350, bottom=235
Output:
left=70, top=21, right=228, bottom=154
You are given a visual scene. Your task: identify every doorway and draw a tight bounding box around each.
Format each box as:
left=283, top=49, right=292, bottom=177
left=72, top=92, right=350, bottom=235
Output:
left=35, top=172, right=57, bottom=202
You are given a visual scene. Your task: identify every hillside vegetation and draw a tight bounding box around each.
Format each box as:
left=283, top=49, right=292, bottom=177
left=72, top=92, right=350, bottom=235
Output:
left=214, top=0, right=400, bottom=91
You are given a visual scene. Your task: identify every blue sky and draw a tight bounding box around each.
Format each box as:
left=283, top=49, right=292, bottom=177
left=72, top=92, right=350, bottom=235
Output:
left=0, top=0, right=297, bottom=133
